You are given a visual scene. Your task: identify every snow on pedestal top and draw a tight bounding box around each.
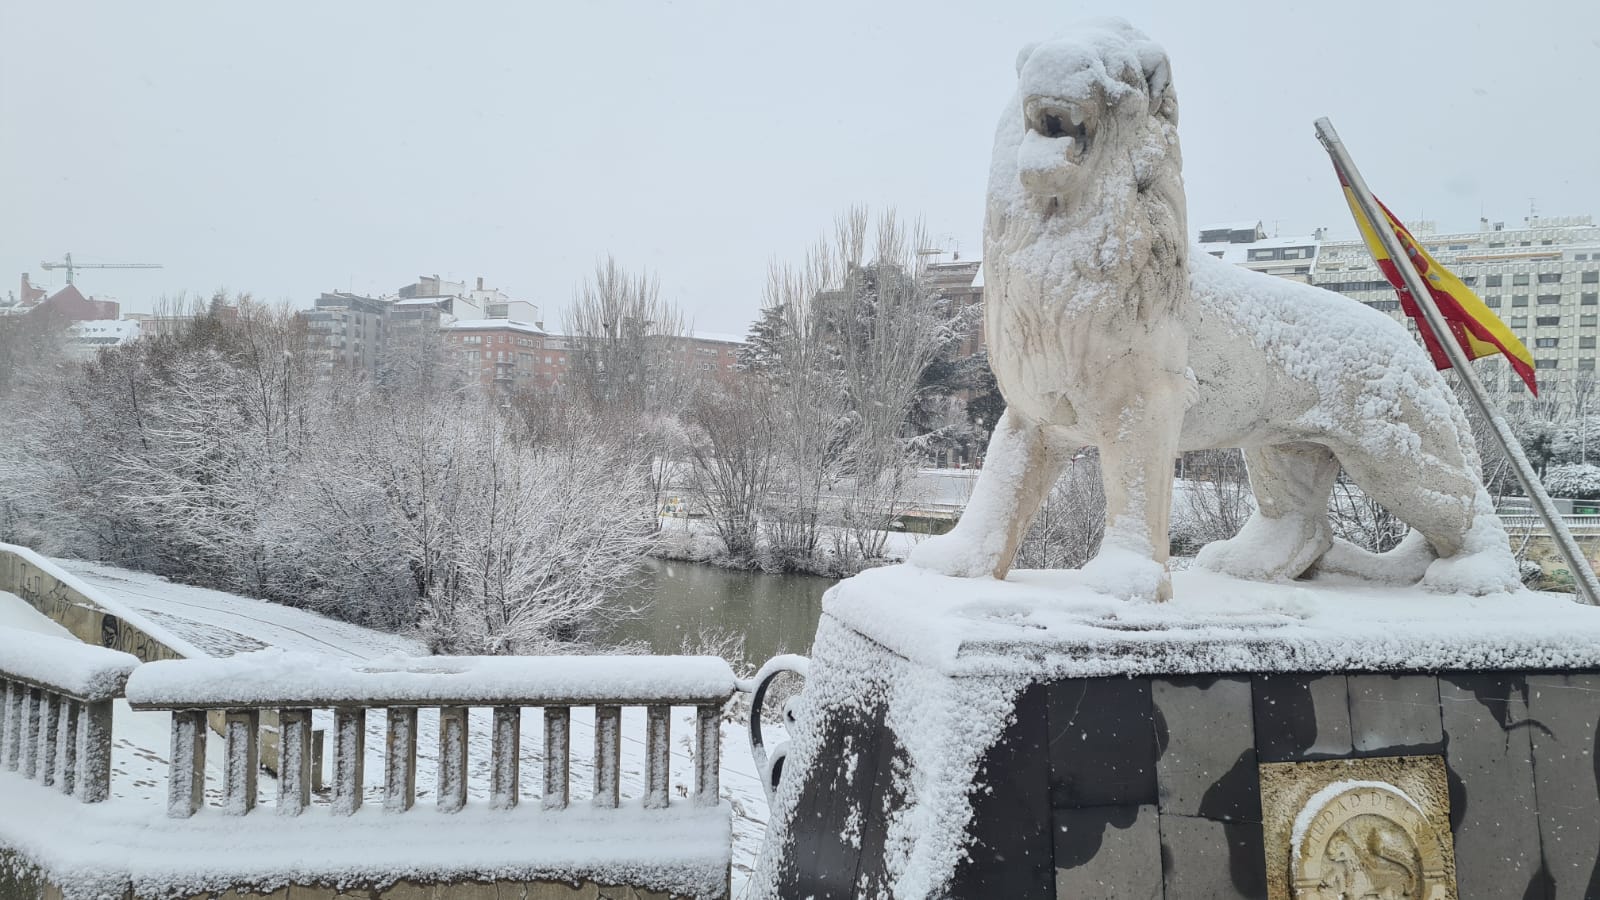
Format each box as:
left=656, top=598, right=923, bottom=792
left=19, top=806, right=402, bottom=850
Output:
left=825, top=563, right=1600, bottom=678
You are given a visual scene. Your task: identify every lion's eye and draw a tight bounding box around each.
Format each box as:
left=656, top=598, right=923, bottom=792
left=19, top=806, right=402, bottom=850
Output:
left=1041, top=112, right=1065, bottom=138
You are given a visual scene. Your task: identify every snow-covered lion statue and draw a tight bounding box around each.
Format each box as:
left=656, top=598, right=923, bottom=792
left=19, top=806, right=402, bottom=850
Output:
left=909, top=19, right=1519, bottom=601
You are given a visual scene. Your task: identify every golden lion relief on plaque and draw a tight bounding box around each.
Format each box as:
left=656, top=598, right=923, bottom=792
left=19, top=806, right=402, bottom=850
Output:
left=1261, top=757, right=1457, bottom=900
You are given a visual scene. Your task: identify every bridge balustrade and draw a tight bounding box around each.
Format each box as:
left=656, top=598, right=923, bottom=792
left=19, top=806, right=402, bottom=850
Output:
left=0, top=627, right=138, bottom=803
left=123, top=651, right=734, bottom=818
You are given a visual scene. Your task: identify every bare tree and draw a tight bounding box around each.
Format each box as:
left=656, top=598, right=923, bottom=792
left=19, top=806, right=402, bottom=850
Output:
left=681, top=378, right=777, bottom=562
left=563, top=257, right=697, bottom=521
left=754, top=208, right=964, bottom=570
left=1171, top=449, right=1253, bottom=556
left=1014, top=450, right=1106, bottom=569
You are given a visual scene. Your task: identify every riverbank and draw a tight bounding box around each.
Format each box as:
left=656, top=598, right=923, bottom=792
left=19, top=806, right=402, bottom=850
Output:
left=651, top=515, right=928, bottom=578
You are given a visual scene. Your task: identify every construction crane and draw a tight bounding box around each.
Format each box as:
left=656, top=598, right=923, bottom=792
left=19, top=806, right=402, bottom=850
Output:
left=39, top=252, right=163, bottom=286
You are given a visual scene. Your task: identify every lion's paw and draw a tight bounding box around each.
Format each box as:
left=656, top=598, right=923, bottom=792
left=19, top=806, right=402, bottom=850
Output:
left=1081, top=546, right=1169, bottom=602
left=1194, top=514, right=1329, bottom=582
left=1421, top=549, right=1523, bottom=597
left=907, top=532, right=1001, bottom=579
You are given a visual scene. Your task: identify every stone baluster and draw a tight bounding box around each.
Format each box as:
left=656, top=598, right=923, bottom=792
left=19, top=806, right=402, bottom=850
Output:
left=695, top=705, right=721, bottom=807
left=437, top=706, right=469, bottom=813
left=38, top=693, right=61, bottom=787
left=644, top=705, right=671, bottom=810
left=593, top=705, right=621, bottom=809
left=385, top=708, right=418, bottom=812
left=77, top=700, right=113, bottom=803
left=58, top=699, right=80, bottom=796
left=277, top=708, right=313, bottom=816
left=20, top=687, right=41, bottom=779
left=223, top=710, right=260, bottom=815
left=331, top=707, right=365, bottom=816
left=542, top=706, right=569, bottom=810
left=167, top=710, right=207, bottom=818
left=0, top=681, right=20, bottom=770
left=490, top=706, right=520, bottom=811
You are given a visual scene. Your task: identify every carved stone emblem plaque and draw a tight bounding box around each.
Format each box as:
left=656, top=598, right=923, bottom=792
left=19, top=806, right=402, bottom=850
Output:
left=1260, top=756, right=1457, bottom=900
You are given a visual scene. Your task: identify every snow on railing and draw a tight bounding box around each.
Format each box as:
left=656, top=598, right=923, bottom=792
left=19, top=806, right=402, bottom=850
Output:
left=124, top=649, right=736, bottom=819
left=0, top=627, right=139, bottom=803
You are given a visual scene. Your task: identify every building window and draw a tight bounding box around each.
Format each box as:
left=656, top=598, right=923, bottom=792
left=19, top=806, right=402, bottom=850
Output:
left=1582, top=336, right=1597, bottom=349
left=1537, top=316, right=1561, bottom=326
left=1485, top=296, right=1501, bottom=308
left=1538, top=294, right=1562, bottom=305
left=1485, top=275, right=1503, bottom=287
left=1583, top=315, right=1598, bottom=327
left=1585, top=293, right=1599, bottom=306
left=1584, top=271, right=1600, bottom=284
left=1536, top=359, right=1559, bottom=370
left=1511, top=316, right=1528, bottom=327
left=1513, top=295, right=1529, bottom=307
left=1583, top=359, right=1597, bottom=372
left=1539, top=272, right=1563, bottom=284
left=1536, top=338, right=1560, bottom=348
left=1513, top=274, right=1531, bottom=286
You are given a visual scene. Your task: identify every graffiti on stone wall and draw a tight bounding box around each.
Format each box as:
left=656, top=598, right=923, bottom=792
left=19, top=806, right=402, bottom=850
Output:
left=7, top=557, right=183, bottom=663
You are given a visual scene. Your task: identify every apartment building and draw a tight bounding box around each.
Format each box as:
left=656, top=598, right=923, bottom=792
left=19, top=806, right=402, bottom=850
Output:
left=304, top=291, right=388, bottom=378
left=1202, top=216, right=1600, bottom=401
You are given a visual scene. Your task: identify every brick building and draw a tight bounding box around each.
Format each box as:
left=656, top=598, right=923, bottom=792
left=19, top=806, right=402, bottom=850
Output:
left=442, top=319, right=555, bottom=391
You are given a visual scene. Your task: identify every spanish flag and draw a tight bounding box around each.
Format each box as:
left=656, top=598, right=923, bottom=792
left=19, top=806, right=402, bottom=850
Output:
left=1338, top=176, right=1538, bottom=395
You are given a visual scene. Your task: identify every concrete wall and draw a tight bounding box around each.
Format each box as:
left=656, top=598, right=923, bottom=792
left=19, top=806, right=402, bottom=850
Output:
left=0, top=549, right=186, bottom=663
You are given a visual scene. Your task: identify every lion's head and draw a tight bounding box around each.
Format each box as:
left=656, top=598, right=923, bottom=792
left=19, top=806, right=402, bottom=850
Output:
left=989, top=19, right=1181, bottom=224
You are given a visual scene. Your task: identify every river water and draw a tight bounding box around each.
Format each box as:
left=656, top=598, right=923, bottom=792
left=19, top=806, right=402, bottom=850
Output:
left=606, top=558, right=836, bottom=665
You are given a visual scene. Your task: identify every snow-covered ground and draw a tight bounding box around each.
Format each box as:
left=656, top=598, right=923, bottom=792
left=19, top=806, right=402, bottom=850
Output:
left=1, top=561, right=778, bottom=896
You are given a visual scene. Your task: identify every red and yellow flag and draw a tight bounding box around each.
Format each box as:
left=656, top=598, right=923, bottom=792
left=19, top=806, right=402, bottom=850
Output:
left=1338, top=176, right=1538, bottom=395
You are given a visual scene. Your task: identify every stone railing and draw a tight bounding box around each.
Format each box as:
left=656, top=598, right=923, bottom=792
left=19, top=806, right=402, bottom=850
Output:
left=125, top=650, right=735, bottom=818
left=0, top=627, right=139, bottom=803
left=1501, top=513, right=1600, bottom=531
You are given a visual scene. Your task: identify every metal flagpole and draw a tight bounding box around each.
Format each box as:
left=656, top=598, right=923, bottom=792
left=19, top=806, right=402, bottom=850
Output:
left=1314, top=117, right=1600, bottom=606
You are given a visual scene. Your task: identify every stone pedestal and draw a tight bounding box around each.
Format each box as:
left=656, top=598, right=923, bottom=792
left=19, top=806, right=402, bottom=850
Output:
left=748, top=566, right=1600, bottom=900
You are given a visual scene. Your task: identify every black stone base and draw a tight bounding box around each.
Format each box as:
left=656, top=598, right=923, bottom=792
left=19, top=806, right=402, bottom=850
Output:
left=772, top=667, right=1600, bottom=899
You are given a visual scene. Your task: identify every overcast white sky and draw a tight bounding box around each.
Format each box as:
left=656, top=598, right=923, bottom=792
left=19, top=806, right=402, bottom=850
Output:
left=3, top=1, right=1597, bottom=333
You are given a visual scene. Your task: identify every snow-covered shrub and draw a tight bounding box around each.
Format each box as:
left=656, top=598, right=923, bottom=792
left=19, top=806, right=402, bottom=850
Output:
left=1544, top=463, right=1600, bottom=500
